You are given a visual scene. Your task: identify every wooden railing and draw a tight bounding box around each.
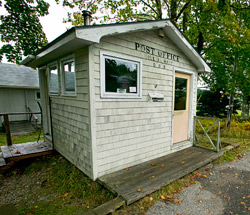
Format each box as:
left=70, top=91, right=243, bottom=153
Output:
left=0, top=111, right=41, bottom=146
left=26, top=106, right=39, bottom=129
left=193, top=116, right=222, bottom=152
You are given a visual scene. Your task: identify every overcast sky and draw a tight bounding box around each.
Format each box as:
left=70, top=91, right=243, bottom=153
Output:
left=0, top=0, right=73, bottom=63
left=40, top=0, right=73, bottom=42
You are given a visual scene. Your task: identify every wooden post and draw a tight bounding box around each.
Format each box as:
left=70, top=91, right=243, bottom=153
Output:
left=217, top=120, right=221, bottom=152
left=193, top=116, right=196, bottom=146
left=3, top=114, right=12, bottom=146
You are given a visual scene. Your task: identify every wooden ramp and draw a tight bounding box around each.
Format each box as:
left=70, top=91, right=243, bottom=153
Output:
left=1, top=141, right=53, bottom=162
left=9, top=121, right=35, bottom=136
left=99, top=147, right=223, bottom=205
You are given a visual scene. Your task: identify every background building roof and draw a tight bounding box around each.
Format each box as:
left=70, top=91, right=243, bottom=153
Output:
left=0, top=63, right=39, bottom=89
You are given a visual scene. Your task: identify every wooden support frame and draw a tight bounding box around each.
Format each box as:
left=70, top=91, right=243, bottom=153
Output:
left=26, top=106, right=39, bottom=129
left=0, top=111, right=41, bottom=147
left=3, top=114, right=12, bottom=146
left=194, top=116, right=222, bottom=152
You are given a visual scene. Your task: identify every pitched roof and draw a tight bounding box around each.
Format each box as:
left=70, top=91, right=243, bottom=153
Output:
left=21, top=19, right=211, bottom=73
left=0, top=63, right=39, bottom=89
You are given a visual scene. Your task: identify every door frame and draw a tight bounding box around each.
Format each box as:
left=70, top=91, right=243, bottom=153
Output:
left=38, top=66, right=52, bottom=140
left=171, top=67, right=195, bottom=146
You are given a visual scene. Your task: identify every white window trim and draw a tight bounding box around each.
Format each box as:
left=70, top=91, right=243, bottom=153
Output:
left=60, top=54, right=76, bottom=96
left=47, top=61, right=59, bottom=95
left=100, top=51, right=142, bottom=99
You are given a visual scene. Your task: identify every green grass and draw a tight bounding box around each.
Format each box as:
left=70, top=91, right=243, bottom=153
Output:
left=0, top=153, right=115, bottom=215
left=0, top=129, right=44, bottom=149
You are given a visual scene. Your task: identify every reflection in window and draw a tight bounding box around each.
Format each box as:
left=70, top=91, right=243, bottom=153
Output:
left=49, top=65, right=58, bottom=94
left=62, top=59, right=75, bottom=92
left=105, top=58, right=138, bottom=94
left=174, top=77, right=187, bottom=110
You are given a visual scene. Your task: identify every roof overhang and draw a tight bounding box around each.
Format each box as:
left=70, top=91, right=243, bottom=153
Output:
left=21, top=20, right=211, bottom=73
left=0, top=85, right=39, bottom=90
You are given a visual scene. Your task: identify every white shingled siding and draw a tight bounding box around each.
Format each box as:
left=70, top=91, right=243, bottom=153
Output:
left=49, top=47, right=93, bottom=178
left=90, top=30, right=198, bottom=177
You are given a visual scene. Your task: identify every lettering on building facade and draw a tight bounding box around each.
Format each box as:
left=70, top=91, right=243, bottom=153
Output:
left=135, top=42, right=180, bottom=69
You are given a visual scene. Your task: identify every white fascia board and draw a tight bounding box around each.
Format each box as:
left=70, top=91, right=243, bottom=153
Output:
left=36, top=31, right=76, bottom=58
left=163, top=23, right=211, bottom=73
left=20, top=55, right=35, bottom=66
left=75, top=20, right=171, bottom=43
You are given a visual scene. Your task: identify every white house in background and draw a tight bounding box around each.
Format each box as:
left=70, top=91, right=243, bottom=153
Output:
left=0, top=63, right=41, bottom=130
left=22, top=19, right=211, bottom=180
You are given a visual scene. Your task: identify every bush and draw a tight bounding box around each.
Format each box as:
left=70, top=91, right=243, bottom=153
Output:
left=197, top=89, right=241, bottom=117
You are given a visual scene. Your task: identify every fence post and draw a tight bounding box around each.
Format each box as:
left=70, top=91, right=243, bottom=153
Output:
left=193, top=116, right=196, bottom=146
left=3, top=114, right=12, bottom=146
left=217, top=120, right=220, bottom=152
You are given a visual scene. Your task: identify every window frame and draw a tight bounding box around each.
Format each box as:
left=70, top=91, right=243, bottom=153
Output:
left=100, top=51, right=142, bottom=99
left=174, top=77, right=188, bottom=111
left=60, top=55, right=76, bottom=96
left=47, top=61, right=59, bottom=95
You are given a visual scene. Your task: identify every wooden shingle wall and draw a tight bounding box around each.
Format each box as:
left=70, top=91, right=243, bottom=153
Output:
left=91, top=30, right=198, bottom=177
left=50, top=48, right=93, bottom=178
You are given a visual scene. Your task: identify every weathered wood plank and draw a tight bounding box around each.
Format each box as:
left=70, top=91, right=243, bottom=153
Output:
left=1, top=141, right=53, bottom=161
left=1, top=146, right=12, bottom=158
left=0, top=152, right=6, bottom=167
left=101, top=147, right=198, bottom=189
left=99, top=147, right=223, bottom=205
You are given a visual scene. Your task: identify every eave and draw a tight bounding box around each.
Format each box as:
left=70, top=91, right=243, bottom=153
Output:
left=21, top=20, right=211, bottom=73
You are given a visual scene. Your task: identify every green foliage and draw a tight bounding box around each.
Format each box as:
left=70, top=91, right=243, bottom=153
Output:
left=57, top=0, right=192, bottom=24
left=197, top=89, right=240, bottom=117
left=0, top=0, right=49, bottom=63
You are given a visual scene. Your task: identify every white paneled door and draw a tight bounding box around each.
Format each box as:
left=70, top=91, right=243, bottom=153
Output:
left=173, top=72, right=191, bottom=143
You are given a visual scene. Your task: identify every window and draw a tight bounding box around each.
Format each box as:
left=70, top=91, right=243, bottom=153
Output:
left=48, top=63, right=59, bottom=94
left=174, top=77, right=187, bottom=110
left=101, top=51, right=142, bottom=98
left=61, top=56, right=76, bottom=95
left=35, top=91, right=41, bottom=100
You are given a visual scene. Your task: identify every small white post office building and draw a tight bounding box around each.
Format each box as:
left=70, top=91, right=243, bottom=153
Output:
left=22, top=19, right=210, bottom=180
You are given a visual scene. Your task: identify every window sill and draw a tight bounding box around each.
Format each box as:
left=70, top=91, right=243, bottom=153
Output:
left=61, top=92, right=77, bottom=97
left=101, top=93, right=142, bottom=99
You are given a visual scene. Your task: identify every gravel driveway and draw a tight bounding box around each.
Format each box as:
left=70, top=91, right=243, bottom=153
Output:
left=147, top=151, right=250, bottom=215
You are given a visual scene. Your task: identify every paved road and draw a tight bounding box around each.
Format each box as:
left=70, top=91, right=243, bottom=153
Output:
left=147, top=151, right=250, bottom=215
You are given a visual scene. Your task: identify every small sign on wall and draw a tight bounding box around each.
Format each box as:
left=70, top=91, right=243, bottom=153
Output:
left=129, top=87, right=137, bottom=93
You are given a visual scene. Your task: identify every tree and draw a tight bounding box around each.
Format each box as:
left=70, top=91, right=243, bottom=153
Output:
left=184, top=0, right=250, bottom=125
left=59, top=0, right=250, bottom=125
left=57, top=0, right=192, bottom=26
left=0, top=0, right=49, bottom=63
left=197, top=88, right=240, bottom=117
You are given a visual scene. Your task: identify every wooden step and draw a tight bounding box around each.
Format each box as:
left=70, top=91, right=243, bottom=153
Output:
left=0, top=152, right=6, bottom=167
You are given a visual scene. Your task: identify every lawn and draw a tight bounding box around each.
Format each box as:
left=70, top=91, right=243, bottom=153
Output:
left=0, top=153, right=115, bottom=215
left=0, top=118, right=249, bottom=214
left=0, top=129, right=44, bottom=150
